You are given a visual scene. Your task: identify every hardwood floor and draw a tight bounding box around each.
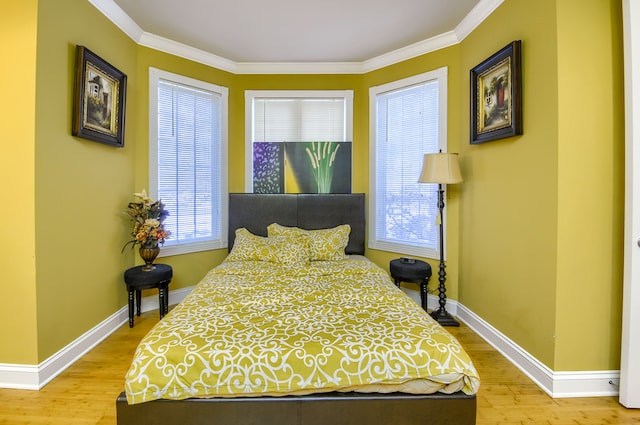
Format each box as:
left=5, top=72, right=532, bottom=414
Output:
left=0, top=311, right=638, bottom=424
left=448, top=326, right=640, bottom=425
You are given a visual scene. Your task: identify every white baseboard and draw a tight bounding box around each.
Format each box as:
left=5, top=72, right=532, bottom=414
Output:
left=0, top=364, right=39, bottom=390
left=454, top=302, right=620, bottom=398
left=401, top=288, right=619, bottom=398
left=0, top=308, right=129, bottom=390
left=0, top=287, right=620, bottom=398
left=0, top=286, right=193, bottom=390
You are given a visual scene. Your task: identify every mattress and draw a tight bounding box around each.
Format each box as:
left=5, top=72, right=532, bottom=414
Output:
left=124, top=256, right=480, bottom=404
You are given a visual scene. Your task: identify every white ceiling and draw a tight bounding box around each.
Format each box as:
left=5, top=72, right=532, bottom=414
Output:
left=90, top=0, right=502, bottom=73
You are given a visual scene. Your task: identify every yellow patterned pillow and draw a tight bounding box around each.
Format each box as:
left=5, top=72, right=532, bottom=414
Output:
left=226, top=228, right=310, bottom=265
left=267, top=223, right=350, bottom=261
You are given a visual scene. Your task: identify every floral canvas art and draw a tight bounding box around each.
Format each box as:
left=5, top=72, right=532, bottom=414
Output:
left=252, top=141, right=351, bottom=194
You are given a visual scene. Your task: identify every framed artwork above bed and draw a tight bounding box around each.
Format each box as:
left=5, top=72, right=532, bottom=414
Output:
left=252, top=141, right=352, bottom=194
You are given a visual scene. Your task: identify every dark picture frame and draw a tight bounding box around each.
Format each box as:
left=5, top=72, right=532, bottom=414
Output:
left=470, top=40, right=522, bottom=144
left=72, top=46, right=127, bottom=147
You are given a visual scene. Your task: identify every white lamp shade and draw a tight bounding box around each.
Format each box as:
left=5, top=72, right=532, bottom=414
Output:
left=418, top=152, right=463, bottom=184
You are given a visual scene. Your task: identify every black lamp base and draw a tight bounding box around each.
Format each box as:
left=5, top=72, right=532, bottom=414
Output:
left=429, top=184, right=459, bottom=328
left=430, top=308, right=460, bottom=327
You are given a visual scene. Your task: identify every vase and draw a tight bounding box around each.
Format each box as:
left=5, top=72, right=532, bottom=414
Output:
left=139, top=243, right=160, bottom=271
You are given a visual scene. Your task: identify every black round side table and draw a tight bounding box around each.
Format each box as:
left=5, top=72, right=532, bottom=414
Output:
left=390, top=258, right=432, bottom=312
left=123, top=264, right=173, bottom=328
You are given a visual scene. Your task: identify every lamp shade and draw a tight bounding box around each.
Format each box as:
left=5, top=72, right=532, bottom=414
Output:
left=418, top=152, right=463, bottom=184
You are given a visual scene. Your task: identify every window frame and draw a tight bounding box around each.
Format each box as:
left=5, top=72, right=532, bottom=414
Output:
left=244, top=90, right=354, bottom=192
left=149, top=67, right=229, bottom=257
left=368, top=67, right=448, bottom=259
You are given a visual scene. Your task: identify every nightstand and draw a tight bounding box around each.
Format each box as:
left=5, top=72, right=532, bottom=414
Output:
left=123, top=264, right=173, bottom=328
left=390, top=258, right=432, bottom=312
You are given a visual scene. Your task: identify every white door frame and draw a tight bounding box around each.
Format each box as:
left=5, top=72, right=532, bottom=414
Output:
left=621, top=0, right=640, bottom=408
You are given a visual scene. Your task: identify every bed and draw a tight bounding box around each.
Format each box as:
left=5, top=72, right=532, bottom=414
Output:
left=116, top=193, right=479, bottom=424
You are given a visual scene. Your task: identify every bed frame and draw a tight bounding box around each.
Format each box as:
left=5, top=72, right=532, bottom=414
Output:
left=227, top=193, right=366, bottom=254
left=116, top=193, right=476, bottom=425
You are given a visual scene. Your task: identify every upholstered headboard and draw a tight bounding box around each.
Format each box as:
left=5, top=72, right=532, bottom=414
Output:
left=228, top=193, right=366, bottom=255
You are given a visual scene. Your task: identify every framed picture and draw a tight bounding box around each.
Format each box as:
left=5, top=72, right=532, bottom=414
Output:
left=252, top=141, right=352, bottom=194
left=72, top=46, right=127, bottom=147
left=470, top=40, right=522, bottom=144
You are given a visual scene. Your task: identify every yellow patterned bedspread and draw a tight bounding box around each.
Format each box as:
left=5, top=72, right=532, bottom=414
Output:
left=124, top=257, right=480, bottom=404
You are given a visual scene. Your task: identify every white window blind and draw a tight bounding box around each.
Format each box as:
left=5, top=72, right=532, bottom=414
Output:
left=253, top=98, right=346, bottom=142
left=369, top=68, right=447, bottom=258
left=150, top=68, right=228, bottom=256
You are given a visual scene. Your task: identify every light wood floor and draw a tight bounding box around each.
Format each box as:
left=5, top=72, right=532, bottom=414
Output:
left=0, top=311, right=638, bottom=425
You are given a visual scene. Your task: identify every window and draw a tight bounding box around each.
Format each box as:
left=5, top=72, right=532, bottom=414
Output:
left=369, top=67, right=447, bottom=259
left=245, top=90, right=353, bottom=193
left=149, top=68, right=228, bottom=256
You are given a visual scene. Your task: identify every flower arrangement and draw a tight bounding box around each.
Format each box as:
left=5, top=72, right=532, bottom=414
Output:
left=122, top=190, right=170, bottom=251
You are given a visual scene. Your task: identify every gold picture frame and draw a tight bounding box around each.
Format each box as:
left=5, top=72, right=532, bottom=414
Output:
left=471, top=40, right=522, bottom=144
left=72, top=46, right=127, bottom=147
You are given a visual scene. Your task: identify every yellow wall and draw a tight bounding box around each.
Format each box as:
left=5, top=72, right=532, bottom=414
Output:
left=2, top=0, right=624, bottom=375
left=0, top=0, right=39, bottom=364
left=458, top=0, right=561, bottom=368
left=32, top=0, right=138, bottom=361
left=458, top=0, right=624, bottom=370
left=554, top=0, right=624, bottom=370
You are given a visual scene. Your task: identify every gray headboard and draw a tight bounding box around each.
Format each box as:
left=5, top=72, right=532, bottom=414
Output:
left=228, top=193, right=366, bottom=255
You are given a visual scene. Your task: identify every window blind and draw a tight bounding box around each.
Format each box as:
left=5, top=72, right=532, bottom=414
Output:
left=157, top=80, right=222, bottom=246
left=372, top=77, right=443, bottom=254
left=253, top=98, right=346, bottom=142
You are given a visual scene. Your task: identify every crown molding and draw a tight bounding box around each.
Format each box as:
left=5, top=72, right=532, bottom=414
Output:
left=138, top=32, right=238, bottom=74
left=235, top=61, right=364, bottom=75
left=361, top=31, right=460, bottom=73
left=89, top=0, right=504, bottom=74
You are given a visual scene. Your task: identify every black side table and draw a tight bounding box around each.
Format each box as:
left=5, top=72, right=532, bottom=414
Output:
left=390, top=259, right=432, bottom=312
left=123, top=264, right=173, bottom=328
